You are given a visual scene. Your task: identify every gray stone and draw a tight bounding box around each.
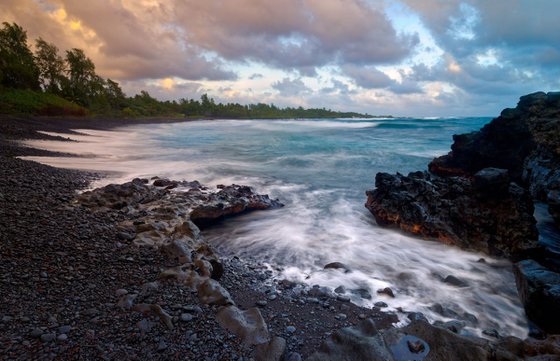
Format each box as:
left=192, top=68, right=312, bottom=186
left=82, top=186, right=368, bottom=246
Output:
left=57, top=334, right=68, bottom=342
left=286, top=325, right=296, bottom=334
left=308, top=319, right=393, bottom=361
left=254, top=336, right=286, bottom=361
left=40, top=333, right=56, bottom=343
left=180, top=313, right=193, bottom=322
left=30, top=328, right=43, bottom=338
left=216, top=306, right=269, bottom=346
left=444, top=275, right=469, bottom=288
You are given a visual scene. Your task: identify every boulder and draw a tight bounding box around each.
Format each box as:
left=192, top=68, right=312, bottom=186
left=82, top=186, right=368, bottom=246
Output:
left=254, top=336, right=286, bottom=361
left=161, top=239, right=192, bottom=265
left=197, top=279, right=234, bottom=306
left=513, top=259, right=560, bottom=334
left=365, top=171, right=538, bottom=258
left=190, top=184, right=283, bottom=228
left=307, top=319, right=394, bottom=361
left=216, top=306, right=270, bottom=346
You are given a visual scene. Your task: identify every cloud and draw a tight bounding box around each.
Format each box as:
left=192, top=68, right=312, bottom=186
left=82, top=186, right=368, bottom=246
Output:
left=341, top=64, right=393, bottom=89
left=272, top=78, right=311, bottom=96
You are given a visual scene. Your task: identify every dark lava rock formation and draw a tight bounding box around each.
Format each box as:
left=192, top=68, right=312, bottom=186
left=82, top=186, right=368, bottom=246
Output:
left=366, top=92, right=560, bottom=335
left=366, top=170, right=538, bottom=258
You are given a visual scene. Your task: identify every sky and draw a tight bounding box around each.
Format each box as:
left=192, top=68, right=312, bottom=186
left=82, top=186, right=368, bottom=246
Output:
left=2, top=0, right=560, bottom=116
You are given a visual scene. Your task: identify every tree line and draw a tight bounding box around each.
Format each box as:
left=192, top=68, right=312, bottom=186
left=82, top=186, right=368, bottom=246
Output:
left=0, top=22, right=373, bottom=118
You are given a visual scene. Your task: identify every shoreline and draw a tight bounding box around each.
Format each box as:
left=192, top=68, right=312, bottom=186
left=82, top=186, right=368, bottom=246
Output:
left=0, top=115, right=396, bottom=359
left=3, top=114, right=559, bottom=360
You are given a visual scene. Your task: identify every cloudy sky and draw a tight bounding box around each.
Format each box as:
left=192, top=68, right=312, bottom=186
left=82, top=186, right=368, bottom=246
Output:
left=3, top=0, right=560, bottom=116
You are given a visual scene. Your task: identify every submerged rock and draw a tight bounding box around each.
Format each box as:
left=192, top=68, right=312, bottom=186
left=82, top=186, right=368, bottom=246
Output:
left=366, top=171, right=538, bottom=258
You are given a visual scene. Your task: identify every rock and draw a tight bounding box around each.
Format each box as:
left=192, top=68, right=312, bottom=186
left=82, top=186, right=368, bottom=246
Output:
left=377, top=287, right=395, bottom=298
left=334, top=286, right=346, bottom=294
left=254, top=336, right=286, bottom=361
left=115, top=288, right=128, bottom=297
left=117, top=231, right=135, bottom=241
left=132, top=304, right=174, bottom=330
left=407, top=312, right=428, bottom=322
left=335, top=313, right=347, bottom=321
left=374, top=301, right=388, bottom=308
left=157, top=340, right=168, bottom=351
left=216, top=306, right=269, bottom=346
left=384, top=320, right=489, bottom=361
left=153, top=178, right=177, bottom=188
left=286, top=352, right=303, bottom=361
left=307, top=319, right=394, bottom=361
left=116, top=294, right=137, bottom=309
left=57, top=334, right=68, bottom=342
left=443, top=275, right=469, bottom=288
left=30, top=328, right=43, bottom=338
left=473, top=168, right=510, bottom=195
left=190, top=184, right=283, bottom=228
left=209, top=259, right=224, bottom=280
left=513, top=259, right=560, bottom=334
left=324, top=262, right=351, bottom=273
left=180, top=313, right=193, bottom=322
left=40, top=333, right=56, bottom=343
left=352, top=288, right=372, bottom=300
left=256, top=300, right=267, bottom=307
left=366, top=171, right=538, bottom=258
left=197, top=279, right=234, bottom=306
left=161, top=239, right=192, bottom=265
left=482, top=329, right=500, bottom=338
left=286, top=325, right=296, bottom=334
left=336, top=295, right=350, bottom=302
left=58, top=325, right=71, bottom=334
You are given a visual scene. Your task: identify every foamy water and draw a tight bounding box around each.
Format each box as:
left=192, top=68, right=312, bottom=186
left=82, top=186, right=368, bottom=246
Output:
left=20, top=117, right=529, bottom=338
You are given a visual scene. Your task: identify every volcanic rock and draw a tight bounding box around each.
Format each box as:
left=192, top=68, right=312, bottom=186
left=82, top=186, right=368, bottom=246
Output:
left=365, top=171, right=538, bottom=258
left=513, top=259, right=560, bottom=334
left=216, top=306, right=269, bottom=346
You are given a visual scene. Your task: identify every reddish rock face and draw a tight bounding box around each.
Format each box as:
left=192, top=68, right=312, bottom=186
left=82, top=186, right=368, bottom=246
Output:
left=365, top=170, right=538, bottom=259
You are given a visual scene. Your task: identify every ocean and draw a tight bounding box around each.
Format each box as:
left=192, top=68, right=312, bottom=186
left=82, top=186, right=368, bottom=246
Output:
left=22, top=117, right=529, bottom=338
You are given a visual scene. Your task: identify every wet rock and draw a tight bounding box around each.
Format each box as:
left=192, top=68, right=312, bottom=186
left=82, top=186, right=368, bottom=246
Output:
left=286, top=325, right=296, bottom=334
left=376, top=287, right=395, bottom=298
left=307, top=319, right=393, bottom=361
left=443, top=275, right=469, bottom=288
left=256, top=300, right=267, bottom=307
left=216, top=306, right=269, bottom=346
left=254, top=336, right=286, bottom=361
left=407, top=312, right=428, bottom=323
left=324, top=262, right=351, bottom=273
left=190, top=184, right=283, bottom=228
left=384, top=320, right=490, bottom=361
left=153, top=178, right=177, bottom=188
left=209, top=259, right=224, bottom=280
left=30, top=328, right=43, bottom=338
left=351, top=288, right=372, bottom=300
left=513, top=259, right=560, bottom=334
left=374, top=301, right=388, bottom=308
left=197, top=279, right=234, bottom=306
left=366, top=171, right=538, bottom=258
left=334, top=286, right=346, bottom=294
left=336, top=295, right=350, bottom=302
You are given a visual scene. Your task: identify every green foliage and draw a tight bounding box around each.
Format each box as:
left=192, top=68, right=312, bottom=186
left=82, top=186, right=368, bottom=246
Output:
left=0, top=22, right=40, bottom=90
left=0, top=88, right=85, bottom=116
left=35, top=38, right=66, bottom=94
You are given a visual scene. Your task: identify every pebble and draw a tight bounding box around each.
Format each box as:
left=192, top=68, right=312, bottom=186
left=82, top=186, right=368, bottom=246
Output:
left=2, top=316, right=13, bottom=322
left=59, top=325, right=71, bottom=334
left=40, top=333, right=56, bottom=342
left=256, top=300, right=268, bottom=307
left=286, top=326, right=296, bottom=334
left=180, top=313, right=193, bottom=322
left=335, top=313, right=347, bottom=320
left=115, top=288, right=128, bottom=297
left=268, top=294, right=277, bottom=301
left=30, top=328, right=43, bottom=338
left=157, top=340, right=168, bottom=351
left=57, top=333, right=68, bottom=342
left=40, top=272, right=48, bottom=278
left=358, top=313, right=367, bottom=319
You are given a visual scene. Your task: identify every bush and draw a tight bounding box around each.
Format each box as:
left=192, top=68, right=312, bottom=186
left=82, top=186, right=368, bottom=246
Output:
left=0, top=88, right=85, bottom=116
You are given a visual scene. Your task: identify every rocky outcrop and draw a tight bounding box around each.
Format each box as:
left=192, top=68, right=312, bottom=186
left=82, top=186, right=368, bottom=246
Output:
left=429, top=91, right=560, bottom=223
left=514, top=260, right=560, bottom=334
left=190, top=184, right=283, bottom=228
left=309, top=318, right=560, bottom=361
left=366, top=92, right=560, bottom=335
left=365, top=170, right=538, bottom=258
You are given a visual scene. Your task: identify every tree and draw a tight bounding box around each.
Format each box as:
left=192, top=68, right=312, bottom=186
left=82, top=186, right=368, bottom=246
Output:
left=64, top=48, right=101, bottom=105
left=104, top=78, right=126, bottom=109
left=0, top=22, right=39, bottom=90
left=35, top=37, right=66, bottom=94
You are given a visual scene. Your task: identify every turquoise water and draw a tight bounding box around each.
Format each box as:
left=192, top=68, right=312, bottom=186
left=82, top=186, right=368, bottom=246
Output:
left=23, top=117, right=530, bottom=338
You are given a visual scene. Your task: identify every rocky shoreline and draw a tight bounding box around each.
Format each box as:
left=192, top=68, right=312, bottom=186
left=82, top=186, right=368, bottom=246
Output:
left=367, top=93, right=560, bottom=340
left=2, top=114, right=560, bottom=360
